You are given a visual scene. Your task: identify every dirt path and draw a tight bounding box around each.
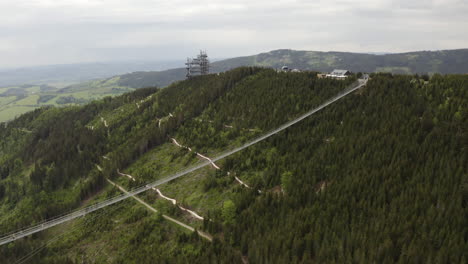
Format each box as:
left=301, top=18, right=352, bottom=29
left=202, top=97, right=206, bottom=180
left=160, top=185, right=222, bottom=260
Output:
left=196, top=153, right=220, bottom=170
left=158, top=113, right=174, bottom=128
left=106, top=179, right=212, bottom=241
left=234, top=176, right=250, bottom=188
left=153, top=187, right=204, bottom=220
left=171, top=138, right=192, bottom=151
left=117, top=169, right=136, bottom=181
left=234, top=175, right=262, bottom=193
left=154, top=188, right=176, bottom=205
left=118, top=170, right=205, bottom=221
left=315, top=181, right=329, bottom=193
left=195, top=118, right=235, bottom=129
left=171, top=138, right=262, bottom=192
left=170, top=138, right=219, bottom=169
left=100, top=116, right=108, bottom=128
left=177, top=205, right=204, bottom=221
left=195, top=118, right=261, bottom=131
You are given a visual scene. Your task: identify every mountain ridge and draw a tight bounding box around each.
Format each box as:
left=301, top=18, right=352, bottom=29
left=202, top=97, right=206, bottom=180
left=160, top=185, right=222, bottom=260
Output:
left=111, top=48, right=468, bottom=88
left=0, top=48, right=467, bottom=123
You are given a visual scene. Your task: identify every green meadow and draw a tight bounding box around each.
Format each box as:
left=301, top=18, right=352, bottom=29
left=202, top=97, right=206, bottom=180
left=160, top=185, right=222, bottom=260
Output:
left=0, top=79, right=134, bottom=122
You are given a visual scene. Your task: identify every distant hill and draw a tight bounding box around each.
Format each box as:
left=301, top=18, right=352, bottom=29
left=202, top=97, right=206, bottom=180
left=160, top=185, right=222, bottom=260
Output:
left=1, top=48, right=466, bottom=122
left=0, top=60, right=183, bottom=87
left=111, top=49, right=468, bottom=88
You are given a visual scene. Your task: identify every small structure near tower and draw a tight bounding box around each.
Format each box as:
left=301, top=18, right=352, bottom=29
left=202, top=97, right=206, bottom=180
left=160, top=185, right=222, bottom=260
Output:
left=185, top=51, right=210, bottom=78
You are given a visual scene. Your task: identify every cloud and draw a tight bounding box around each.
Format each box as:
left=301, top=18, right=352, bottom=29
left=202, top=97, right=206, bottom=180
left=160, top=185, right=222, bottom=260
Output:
left=0, top=0, right=466, bottom=67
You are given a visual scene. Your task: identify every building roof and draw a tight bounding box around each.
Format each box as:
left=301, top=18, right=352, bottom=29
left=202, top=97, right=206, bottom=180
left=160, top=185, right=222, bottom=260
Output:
left=330, top=69, right=350, bottom=76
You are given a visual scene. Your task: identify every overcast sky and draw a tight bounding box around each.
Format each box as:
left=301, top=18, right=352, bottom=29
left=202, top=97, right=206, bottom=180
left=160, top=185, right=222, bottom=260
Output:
left=1, top=0, right=467, bottom=68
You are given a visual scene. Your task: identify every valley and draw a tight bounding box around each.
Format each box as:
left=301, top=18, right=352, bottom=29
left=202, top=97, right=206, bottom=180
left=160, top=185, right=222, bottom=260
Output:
left=0, top=80, right=134, bottom=123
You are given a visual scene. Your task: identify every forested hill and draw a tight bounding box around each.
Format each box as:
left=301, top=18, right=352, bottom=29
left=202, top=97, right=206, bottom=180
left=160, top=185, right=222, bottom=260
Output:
left=0, top=68, right=466, bottom=263
left=111, top=48, right=468, bottom=88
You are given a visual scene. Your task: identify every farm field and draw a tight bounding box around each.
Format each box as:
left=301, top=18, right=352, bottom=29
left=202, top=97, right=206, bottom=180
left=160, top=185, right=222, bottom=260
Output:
left=0, top=81, right=135, bottom=122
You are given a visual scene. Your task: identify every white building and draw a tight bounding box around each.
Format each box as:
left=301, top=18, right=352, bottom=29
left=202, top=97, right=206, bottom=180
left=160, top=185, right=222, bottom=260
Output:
left=326, top=69, right=351, bottom=79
